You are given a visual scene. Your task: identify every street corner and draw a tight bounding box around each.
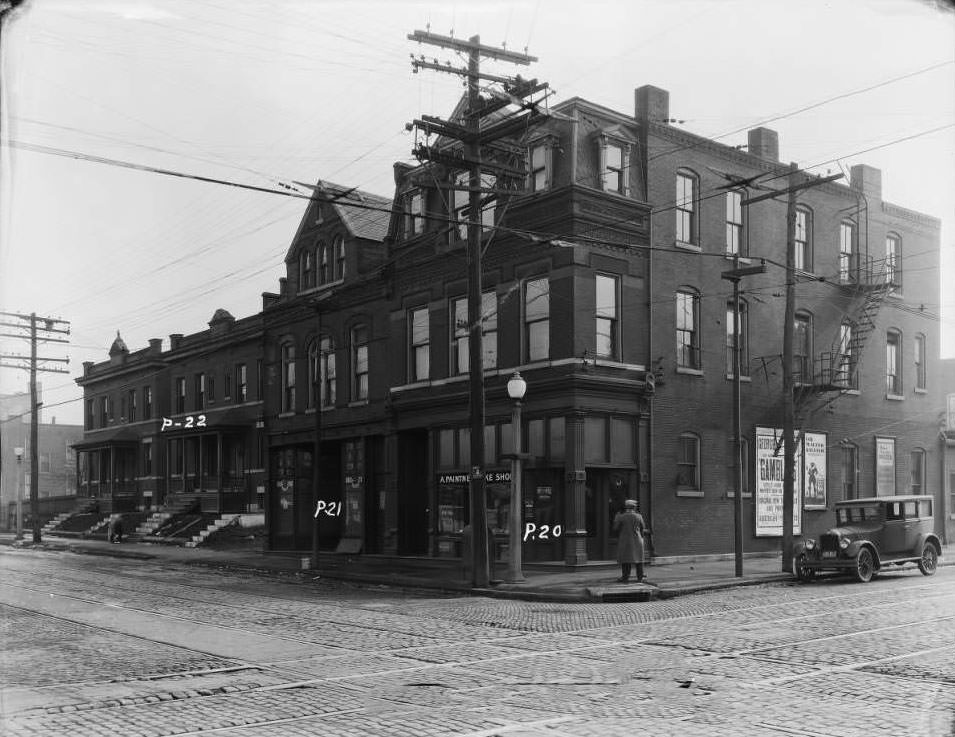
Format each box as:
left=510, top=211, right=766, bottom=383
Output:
left=586, top=583, right=658, bottom=603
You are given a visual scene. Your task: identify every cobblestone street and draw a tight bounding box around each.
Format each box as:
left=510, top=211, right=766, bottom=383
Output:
left=1, top=547, right=953, bottom=736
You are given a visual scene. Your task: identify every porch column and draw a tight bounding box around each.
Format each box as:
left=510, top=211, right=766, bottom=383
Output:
left=563, top=411, right=588, bottom=566
left=109, top=445, right=115, bottom=499
left=217, top=432, right=223, bottom=491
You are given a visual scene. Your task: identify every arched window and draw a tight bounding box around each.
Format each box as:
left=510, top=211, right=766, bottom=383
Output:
left=281, top=343, right=296, bottom=412
left=795, top=206, right=812, bottom=271
left=885, top=232, right=901, bottom=292
left=320, top=335, right=336, bottom=407
left=300, top=249, right=315, bottom=290
left=307, top=339, right=318, bottom=409
left=676, top=169, right=699, bottom=245
left=839, top=221, right=856, bottom=282
left=910, top=448, right=925, bottom=494
left=886, top=329, right=902, bottom=396
left=318, top=242, right=331, bottom=284
left=676, top=288, right=701, bottom=370
left=914, top=333, right=926, bottom=390
left=334, top=235, right=346, bottom=280
left=794, top=311, right=813, bottom=383
left=837, top=321, right=857, bottom=389
left=351, top=325, right=369, bottom=401
left=725, top=298, right=748, bottom=376
left=725, top=188, right=744, bottom=256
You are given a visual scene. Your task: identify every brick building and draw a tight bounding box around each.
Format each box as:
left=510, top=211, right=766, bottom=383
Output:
left=257, top=84, right=942, bottom=565
left=74, top=315, right=266, bottom=515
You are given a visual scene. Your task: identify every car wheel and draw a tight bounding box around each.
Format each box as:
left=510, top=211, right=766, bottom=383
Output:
left=853, top=548, right=874, bottom=583
left=794, top=553, right=815, bottom=582
left=918, top=543, right=938, bottom=576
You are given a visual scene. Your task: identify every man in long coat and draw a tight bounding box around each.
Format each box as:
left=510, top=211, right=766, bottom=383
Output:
left=613, top=499, right=646, bottom=582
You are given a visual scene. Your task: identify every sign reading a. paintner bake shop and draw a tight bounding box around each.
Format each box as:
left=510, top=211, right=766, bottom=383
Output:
left=755, top=427, right=802, bottom=537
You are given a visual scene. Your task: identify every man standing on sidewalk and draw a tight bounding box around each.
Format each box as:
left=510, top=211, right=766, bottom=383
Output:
left=613, top=500, right=646, bottom=583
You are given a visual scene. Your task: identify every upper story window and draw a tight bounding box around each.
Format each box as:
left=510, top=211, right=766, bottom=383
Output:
left=725, top=299, right=749, bottom=377
left=223, top=372, right=231, bottom=400
left=300, top=249, right=316, bottom=290
left=86, top=399, right=94, bottom=429
left=405, top=190, right=424, bottom=237
left=409, top=307, right=430, bottom=382
left=235, top=363, right=247, bottom=403
left=886, top=329, right=902, bottom=396
left=600, top=141, right=628, bottom=195
left=100, top=395, right=111, bottom=425
left=676, top=170, right=698, bottom=245
left=914, top=333, right=926, bottom=390
left=528, top=140, right=552, bottom=192
left=676, top=288, right=701, bottom=370
left=143, top=386, right=152, bottom=419
left=128, top=389, right=137, bottom=422
left=885, top=233, right=901, bottom=292
left=794, top=311, right=813, bottom=383
left=307, top=340, right=318, bottom=410
left=524, top=278, right=550, bottom=362
left=352, top=325, right=369, bottom=401
left=320, top=335, right=336, bottom=407
left=194, top=373, right=205, bottom=410
left=595, top=274, right=619, bottom=359
left=725, top=189, right=744, bottom=256
left=451, top=292, right=498, bottom=374
left=334, top=235, right=346, bottom=280
left=795, top=207, right=812, bottom=271
left=318, top=242, right=331, bottom=284
left=837, top=322, right=857, bottom=389
left=175, top=377, right=186, bottom=413
left=281, top=343, right=296, bottom=412
left=839, top=221, right=856, bottom=282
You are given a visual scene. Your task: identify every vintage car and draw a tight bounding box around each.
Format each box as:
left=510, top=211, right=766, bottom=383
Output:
left=794, top=495, right=941, bottom=583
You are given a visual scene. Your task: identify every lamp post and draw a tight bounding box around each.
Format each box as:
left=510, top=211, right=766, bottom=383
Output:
left=505, top=372, right=527, bottom=583
left=13, top=446, right=24, bottom=540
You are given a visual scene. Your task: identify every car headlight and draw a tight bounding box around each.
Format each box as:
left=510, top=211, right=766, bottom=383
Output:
left=839, top=537, right=850, bottom=550
left=805, top=539, right=816, bottom=551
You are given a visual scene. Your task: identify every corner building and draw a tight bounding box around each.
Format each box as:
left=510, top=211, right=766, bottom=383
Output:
left=263, top=84, right=944, bottom=564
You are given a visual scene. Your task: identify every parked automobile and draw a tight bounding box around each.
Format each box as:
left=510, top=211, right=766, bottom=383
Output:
left=793, top=495, right=941, bottom=583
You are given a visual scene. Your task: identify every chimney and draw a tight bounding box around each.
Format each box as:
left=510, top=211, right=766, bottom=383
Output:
left=279, top=277, right=288, bottom=297
left=635, top=85, right=670, bottom=124
left=169, top=333, right=184, bottom=350
left=747, top=127, right=779, bottom=162
left=83, top=361, right=94, bottom=377
left=51, top=416, right=56, bottom=425
left=148, top=338, right=163, bottom=354
left=850, top=164, right=882, bottom=202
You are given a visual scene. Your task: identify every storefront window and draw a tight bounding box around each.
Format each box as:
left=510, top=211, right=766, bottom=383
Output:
left=611, top=417, right=635, bottom=464
left=549, top=417, right=565, bottom=460
left=585, top=416, right=607, bottom=463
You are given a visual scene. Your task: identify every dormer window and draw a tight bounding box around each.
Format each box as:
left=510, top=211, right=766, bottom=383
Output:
left=318, top=242, right=331, bottom=284
left=334, top=235, right=346, bottom=280
left=300, top=249, right=315, bottom=290
left=405, top=190, right=424, bottom=237
left=528, top=138, right=554, bottom=192
left=597, top=130, right=633, bottom=196
left=451, top=172, right=496, bottom=242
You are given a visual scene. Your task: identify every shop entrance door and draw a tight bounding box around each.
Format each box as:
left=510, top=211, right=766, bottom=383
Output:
left=397, top=430, right=429, bottom=555
left=585, top=470, right=632, bottom=560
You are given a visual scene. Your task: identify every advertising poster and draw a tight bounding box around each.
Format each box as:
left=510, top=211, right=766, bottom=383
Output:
left=875, top=437, right=896, bottom=497
left=755, top=427, right=802, bottom=537
left=802, top=432, right=827, bottom=509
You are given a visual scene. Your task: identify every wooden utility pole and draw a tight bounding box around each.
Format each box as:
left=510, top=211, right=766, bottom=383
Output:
left=741, top=169, right=842, bottom=573
left=407, top=30, right=545, bottom=587
left=0, top=311, right=71, bottom=542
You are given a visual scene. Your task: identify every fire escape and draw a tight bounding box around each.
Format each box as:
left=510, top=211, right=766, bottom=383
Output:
left=794, top=255, right=896, bottom=422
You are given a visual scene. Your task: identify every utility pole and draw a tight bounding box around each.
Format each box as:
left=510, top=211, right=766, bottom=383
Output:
left=407, top=30, right=546, bottom=587
left=0, top=311, right=71, bottom=543
left=741, top=169, right=842, bottom=573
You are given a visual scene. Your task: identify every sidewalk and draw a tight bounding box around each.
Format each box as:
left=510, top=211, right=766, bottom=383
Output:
left=1, top=532, right=950, bottom=603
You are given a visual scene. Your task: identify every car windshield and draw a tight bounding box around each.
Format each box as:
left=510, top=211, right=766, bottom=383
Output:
left=836, top=505, right=880, bottom=525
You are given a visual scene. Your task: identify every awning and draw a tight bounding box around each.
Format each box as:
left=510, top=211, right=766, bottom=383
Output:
left=73, top=425, right=141, bottom=450
left=160, top=405, right=261, bottom=436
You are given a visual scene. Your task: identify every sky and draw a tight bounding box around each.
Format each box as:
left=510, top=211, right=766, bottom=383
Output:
left=1, top=0, right=953, bottom=426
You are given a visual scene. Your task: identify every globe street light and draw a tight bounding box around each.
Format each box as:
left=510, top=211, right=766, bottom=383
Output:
left=13, top=446, right=24, bottom=540
left=505, top=372, right=527, bottom=583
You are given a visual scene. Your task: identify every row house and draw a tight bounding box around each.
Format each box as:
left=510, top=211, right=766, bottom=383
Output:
left=259, top=85, right=943, bottom=563
left=74, top=313, right=266, bottom=515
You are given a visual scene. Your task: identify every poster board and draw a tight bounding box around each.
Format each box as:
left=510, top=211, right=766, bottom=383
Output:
left=802, top=431, right=827, bottom=509
left=875, top=437, right=896, bottom=497
left=755, top=427, right=802, bottom=537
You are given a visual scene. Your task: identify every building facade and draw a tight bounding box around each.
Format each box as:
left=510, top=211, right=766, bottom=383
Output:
left=258, top=85, right=942, bottom=564
left=75, top=315, right=266, bottom=515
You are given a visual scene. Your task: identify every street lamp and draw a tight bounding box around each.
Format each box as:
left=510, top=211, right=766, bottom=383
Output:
left=13, top=446, right=24, bottom=540
left=505, top=372, right=527, bottom=583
